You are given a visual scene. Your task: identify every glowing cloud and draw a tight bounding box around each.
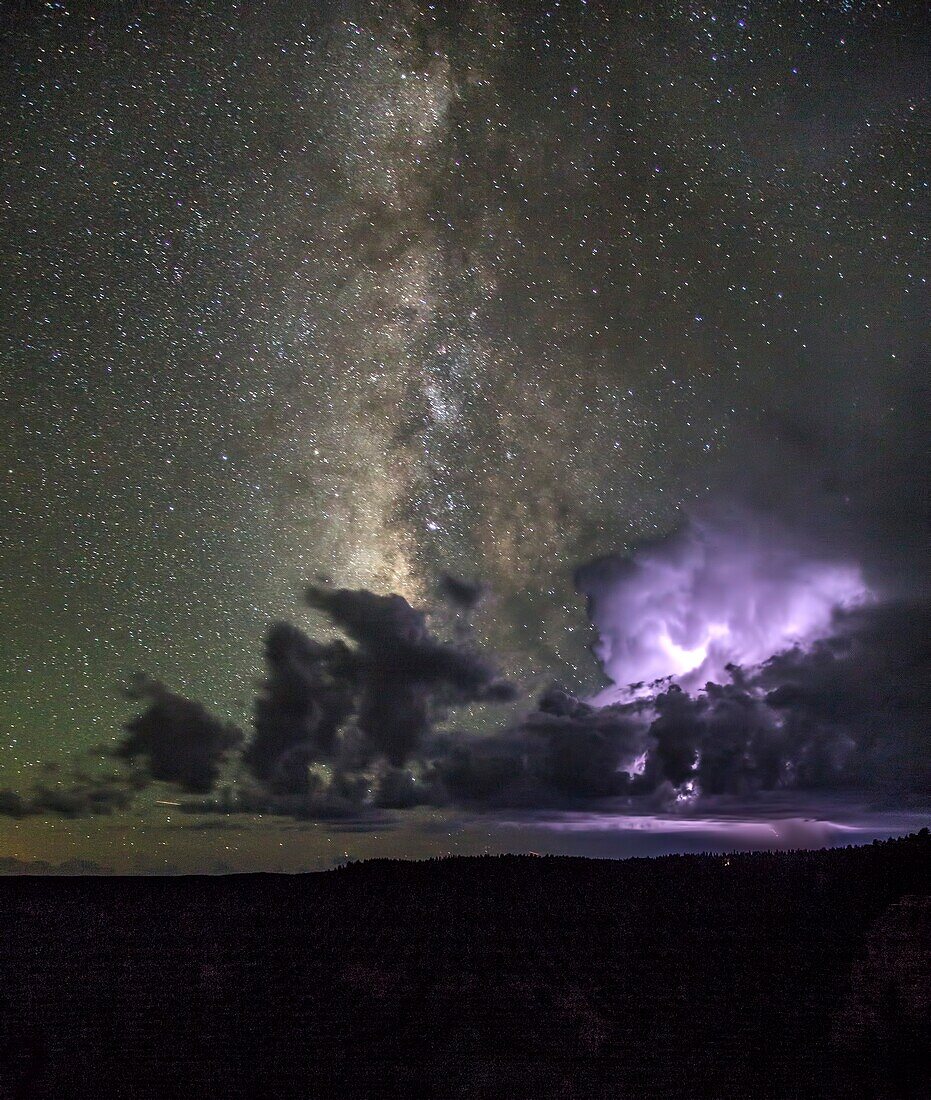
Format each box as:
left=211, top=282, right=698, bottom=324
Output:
left=583, top=510, right=871, bottom=701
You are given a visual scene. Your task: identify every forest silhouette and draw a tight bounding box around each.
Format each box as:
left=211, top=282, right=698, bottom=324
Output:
left=2, top=831, right=928, bottom=1099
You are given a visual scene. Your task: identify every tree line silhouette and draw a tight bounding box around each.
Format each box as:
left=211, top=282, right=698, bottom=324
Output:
left=1, top=831, right=927, bottom=1099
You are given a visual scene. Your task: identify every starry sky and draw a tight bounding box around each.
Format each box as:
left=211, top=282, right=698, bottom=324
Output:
left=1, top=1, right=927, bottom=871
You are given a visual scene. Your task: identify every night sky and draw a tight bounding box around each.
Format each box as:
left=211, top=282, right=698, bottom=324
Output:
left=1, top=1, right=927, bottom=872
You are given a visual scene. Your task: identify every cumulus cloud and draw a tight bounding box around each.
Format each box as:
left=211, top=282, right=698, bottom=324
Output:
left=577, top=506, right=870, bottom=700
left=2, top=673, right=244, bottom=819
left=552, top=598, right=929, bottom=806
left=5, top=541, right=927, bottom=825
left=757, top=601, right=931, bottom=792
left=117, top=675, right=244, bottom=793
left=306, top=586, right=512, bottom=695
left=401, top=528, right=929, bottom=814
left=432, top=686, right=645, bottom=807
left=304, top=584, right=515, bottom=768
left=243, top=622, right=356, bottom=793
left=149, top=584, right=515, bottom=817
left=109, top=577, right=931, bottom=821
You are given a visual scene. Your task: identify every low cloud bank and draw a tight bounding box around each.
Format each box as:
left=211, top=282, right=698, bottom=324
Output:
left=3, top=530, right=928, bottom=824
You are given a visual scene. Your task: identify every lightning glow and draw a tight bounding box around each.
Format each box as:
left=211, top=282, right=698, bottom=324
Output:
left=588, top=511, right=872, bottom=701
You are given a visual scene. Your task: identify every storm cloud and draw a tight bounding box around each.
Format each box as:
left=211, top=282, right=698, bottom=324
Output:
left=422, top=596, right=929, bottom=814
left=4, top=555, right=927, bottom=823
left=576, top=506, right=871, bottom=700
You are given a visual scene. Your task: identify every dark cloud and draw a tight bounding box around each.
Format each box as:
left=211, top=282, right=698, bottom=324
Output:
left=372, top=766, right=438, bottom=810
left=427, top=688, right=644, bottom=808
left=243, top=622, right=356, bottom=793
left=516, top=687, right=643, bottom=800
left=306, top=585, right=513, bottom=699
left=304, top=584, right=515, bottom=768
left=115, top=585, right=930, bottom=824
left=9, top=576, right=926, bottom=826
left=555, top=505, right=928, bottom=817
left=621, top=600, right=931, bottom=802
left=118, top=675, right=243, bottom=794
left=183, top=784, right=403, bottom=828
left=757, top=601, right=931, bottom=793
left=438, top=573, right=486, bottom=611
left=29, top=781, right=136, bottom=818
left=416, top=599, right=930, bottom=815
left=0, top=790, right=28, bottom=818
left=2, top=583, right=516, bottom=821
left=0, top=775, right=139, bottom=819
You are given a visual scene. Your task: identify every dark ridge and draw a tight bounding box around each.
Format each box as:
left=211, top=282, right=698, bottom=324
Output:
left=1, top=832, right=928, bottom=1099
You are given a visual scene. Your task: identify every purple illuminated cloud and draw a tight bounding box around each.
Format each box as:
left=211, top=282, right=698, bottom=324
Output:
left=581, top=509, right=871, bottom=701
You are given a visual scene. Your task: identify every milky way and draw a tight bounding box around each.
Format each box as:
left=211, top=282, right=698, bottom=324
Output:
left=0, top=1, right=926, bottom=869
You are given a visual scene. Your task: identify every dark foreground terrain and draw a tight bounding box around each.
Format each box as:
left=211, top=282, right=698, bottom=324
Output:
left=1, top=832, right=928, bottom=1099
